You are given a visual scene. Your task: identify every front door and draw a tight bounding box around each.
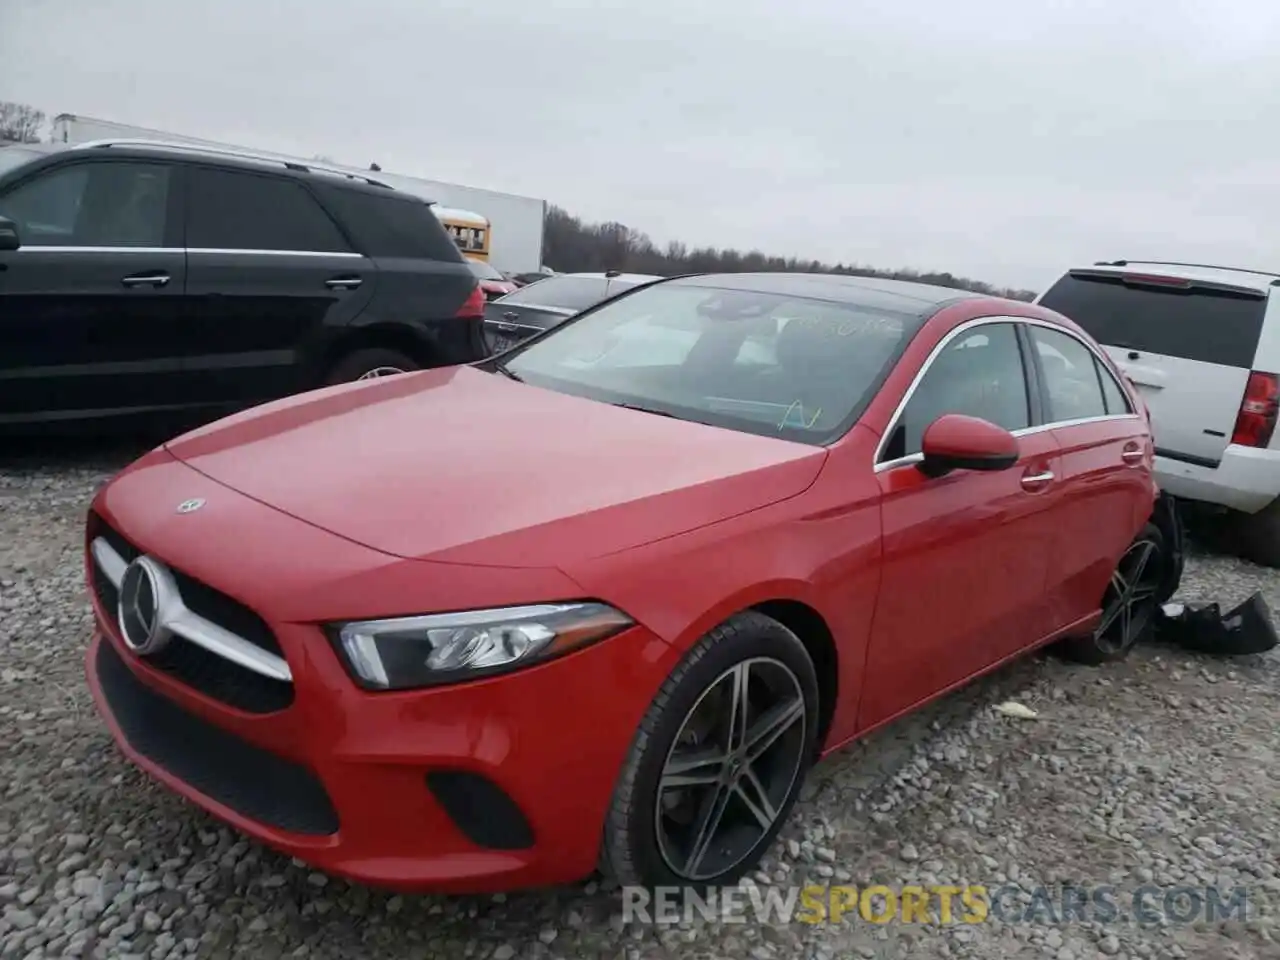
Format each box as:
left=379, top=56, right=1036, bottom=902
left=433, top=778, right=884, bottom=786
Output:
left=0, top=157, right=187, bottom=428
left=859, top=320, right=1063, bottom=731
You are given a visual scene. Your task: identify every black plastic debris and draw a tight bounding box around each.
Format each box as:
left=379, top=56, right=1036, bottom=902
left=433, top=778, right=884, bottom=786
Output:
left=1154, top=592, right=1279, bottom=656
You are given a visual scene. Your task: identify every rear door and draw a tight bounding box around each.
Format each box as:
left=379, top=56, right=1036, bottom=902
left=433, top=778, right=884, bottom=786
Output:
left=1037, top=269, right=1267, bottom=467
left=0, top=156, right=187, bottom=427
left=1024, top=322, right=1152, bottom=629
left=182, top=166, right=376, bottom=408
left=482, top=275, right=608, bottom=351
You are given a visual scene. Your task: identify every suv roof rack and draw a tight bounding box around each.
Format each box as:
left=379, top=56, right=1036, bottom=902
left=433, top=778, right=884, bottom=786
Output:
left=1094, top=259, right=1279, bottom=277
left=71, top=138, right=393, bottom=188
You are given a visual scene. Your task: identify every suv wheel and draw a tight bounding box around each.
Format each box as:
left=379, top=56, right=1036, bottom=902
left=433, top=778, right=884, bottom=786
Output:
left=324, top=348, right=419, bottom=386
left=1225, top=499, right=1280, bottom=568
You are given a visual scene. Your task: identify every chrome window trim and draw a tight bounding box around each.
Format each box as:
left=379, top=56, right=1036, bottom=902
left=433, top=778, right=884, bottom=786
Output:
left=872, top=315, right=1141, bottom=473
left=12, top=246, right=362, bottom=257
left=187, top=248, right=363, bottom=258
left=1029, top=322, right=1136, bottom=417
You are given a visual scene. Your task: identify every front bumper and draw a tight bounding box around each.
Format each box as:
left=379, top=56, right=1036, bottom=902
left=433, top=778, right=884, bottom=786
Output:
left=83, top=460, right=679, bottom=893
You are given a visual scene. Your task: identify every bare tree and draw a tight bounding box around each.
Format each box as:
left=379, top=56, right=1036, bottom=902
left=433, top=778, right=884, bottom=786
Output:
left=0, top=101, right=46, bottom=143
left=542, top=204, right=1037, bottom=300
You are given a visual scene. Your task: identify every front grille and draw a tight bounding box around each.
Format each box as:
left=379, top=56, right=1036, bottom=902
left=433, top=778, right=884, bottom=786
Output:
left=88, top=512, right=294, bottom=713
left=96, top=640, right=338, bottom=836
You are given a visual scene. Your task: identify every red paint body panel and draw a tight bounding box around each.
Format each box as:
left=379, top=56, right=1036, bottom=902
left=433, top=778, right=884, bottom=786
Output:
left=83, top=290, right=1159, bottom=892
left=860, top=429, right=1064, bottom=729
left=164, top=366, right=826, bottom=567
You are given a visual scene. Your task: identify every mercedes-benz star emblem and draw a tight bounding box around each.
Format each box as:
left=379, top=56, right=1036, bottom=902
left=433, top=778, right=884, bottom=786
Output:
left=176, top=498, right=206, bottom=514
left=117, top=557, right=174, bottom=656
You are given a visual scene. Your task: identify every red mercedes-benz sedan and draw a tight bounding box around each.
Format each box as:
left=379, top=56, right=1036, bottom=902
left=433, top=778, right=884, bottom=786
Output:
left=83, top=273, right=1184, bottom=893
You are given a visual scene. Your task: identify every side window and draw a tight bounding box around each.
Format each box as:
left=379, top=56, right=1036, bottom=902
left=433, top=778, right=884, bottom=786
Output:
left=187, top=168, right=350, bottom=252
left=883, top=322, right=1030, bottom=461
left=0, top=161, right=171, bottom=247
left=1030, top=327, right=1108, bottom=423
left=1095, top=357, right=1133, bottom=415
left=313, top=188, right=462, bottom=261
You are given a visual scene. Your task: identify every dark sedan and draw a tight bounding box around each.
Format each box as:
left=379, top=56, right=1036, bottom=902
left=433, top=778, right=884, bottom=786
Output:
left=483, top=270, right=662, bottom=353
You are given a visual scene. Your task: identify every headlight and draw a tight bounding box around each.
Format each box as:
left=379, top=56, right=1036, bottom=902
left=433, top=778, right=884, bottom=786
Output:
left=331, top=602, right=634, bottom=690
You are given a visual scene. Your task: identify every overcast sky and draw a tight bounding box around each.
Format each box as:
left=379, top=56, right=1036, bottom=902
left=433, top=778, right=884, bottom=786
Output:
left=3, top=0, right=1279, bottom=289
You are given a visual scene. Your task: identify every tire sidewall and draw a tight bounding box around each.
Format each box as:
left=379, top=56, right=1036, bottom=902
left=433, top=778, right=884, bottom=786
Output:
left=622, top=618, right=820, bottom=889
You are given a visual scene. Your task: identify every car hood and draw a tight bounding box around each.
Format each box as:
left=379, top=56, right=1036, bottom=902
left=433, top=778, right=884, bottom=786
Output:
left=164, top=366, right=826, bottom=567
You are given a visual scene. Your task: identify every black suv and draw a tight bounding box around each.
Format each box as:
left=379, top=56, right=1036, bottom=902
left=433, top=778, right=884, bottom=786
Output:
left=0, top=140, right=487, bottom=433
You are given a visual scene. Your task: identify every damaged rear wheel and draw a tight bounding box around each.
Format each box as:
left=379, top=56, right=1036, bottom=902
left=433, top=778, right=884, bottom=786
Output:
left=1060, top=522, right=1166, bottom=665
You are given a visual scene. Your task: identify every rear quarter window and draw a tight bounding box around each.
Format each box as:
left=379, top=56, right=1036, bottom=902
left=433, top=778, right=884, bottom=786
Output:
left=1038, top=272, right=1266, bottom=369
left=317, top=187, right=463, bottom=262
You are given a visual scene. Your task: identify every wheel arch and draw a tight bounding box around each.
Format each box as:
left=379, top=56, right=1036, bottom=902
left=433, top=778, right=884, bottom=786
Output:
left=313, top=321, right=439, bottom=384
left=749, top=598, right=840, bottom=755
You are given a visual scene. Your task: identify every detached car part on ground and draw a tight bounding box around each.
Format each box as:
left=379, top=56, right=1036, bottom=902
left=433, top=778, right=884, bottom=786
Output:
left=481, top=270, right=662, bottom=353
left=0, top=139, right=487, bottom=435
left=87, top=272, right=1190, bottom=894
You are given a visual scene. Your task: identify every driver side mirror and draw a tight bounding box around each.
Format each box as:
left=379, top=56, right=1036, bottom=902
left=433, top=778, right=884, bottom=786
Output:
left=0, top=216, right=19, bottom=252
left=919, top=413, right=1019, bottom=478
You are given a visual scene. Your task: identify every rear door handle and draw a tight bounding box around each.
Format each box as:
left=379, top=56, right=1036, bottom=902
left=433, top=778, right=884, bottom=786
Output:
left=502, top=311, right=519, bottom=321
left=121, top=272, right=170, bottom=289
left=325, top=277, right=362, bottom=290
left=1020, top=469, right=1055, bottom=491
left=1122, top=447, right=1145, bottom=464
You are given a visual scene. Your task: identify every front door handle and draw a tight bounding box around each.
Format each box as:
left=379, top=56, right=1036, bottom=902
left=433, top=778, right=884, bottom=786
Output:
left=1020, top=469, right=1055, bottom=492
left=325, top=276, right=362, bottom=290
left=121, top=272, right=170, bottom=289
left=1122, top=448, right=1145, bottom=464
left=502, top=311, right=519, bottom=321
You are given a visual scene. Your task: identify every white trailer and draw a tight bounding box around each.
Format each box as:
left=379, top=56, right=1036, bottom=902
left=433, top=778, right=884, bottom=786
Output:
left=51, top=113, right=548, bottom=274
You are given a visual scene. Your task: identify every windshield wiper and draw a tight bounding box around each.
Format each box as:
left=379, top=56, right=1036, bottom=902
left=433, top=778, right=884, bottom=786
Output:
left=492, top=362, right=524, bottom=382
left=610, top=401, right=679, bottom=419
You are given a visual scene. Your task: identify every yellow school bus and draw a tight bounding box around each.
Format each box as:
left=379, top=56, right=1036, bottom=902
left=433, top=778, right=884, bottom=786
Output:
left=432, top=205, right=491, bottom=263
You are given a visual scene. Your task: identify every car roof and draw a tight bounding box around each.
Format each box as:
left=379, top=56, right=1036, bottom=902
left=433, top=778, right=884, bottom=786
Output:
left=560, top=272, right=664, bottom=284
left=1063, top=260, right=1280, bottom=295
left=666, top=272, right=988, bottom=316
left=35, top=143, right=416, bottom=201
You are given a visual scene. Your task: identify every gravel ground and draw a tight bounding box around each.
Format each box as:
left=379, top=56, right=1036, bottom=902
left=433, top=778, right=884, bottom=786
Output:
left=1, top=439, right=1278, bottom=960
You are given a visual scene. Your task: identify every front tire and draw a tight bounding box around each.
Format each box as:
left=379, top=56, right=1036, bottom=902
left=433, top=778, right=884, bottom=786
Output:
left=600, top=612, right=820, bottom=889
left=1059, top=522, right=1166, bottom=665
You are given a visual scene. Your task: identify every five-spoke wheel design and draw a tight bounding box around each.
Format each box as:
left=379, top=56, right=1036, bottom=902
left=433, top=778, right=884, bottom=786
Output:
left=655, top=657, right=807, bottom=881
left=600, top=612, right=818, bottom=888
left=1060, top=522, right=1167, bottom=664
left=1094, top=534, right=1164, bottom=656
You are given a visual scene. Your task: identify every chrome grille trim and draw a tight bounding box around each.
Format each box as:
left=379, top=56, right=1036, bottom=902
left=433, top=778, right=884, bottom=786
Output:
left=91, top=537, right=293, bottom=683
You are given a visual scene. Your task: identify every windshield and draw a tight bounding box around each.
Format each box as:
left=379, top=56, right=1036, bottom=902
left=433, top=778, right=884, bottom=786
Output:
left=499, top=275, right=610, bottom=311
left=502, top=281, right=915, bottom=444
left=467, top=258, right=506, bottom=281
left=0, top=145, right=45, bottom=178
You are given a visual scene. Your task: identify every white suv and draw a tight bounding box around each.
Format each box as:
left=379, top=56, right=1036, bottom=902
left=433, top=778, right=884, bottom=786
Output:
left=1037, top=260, right=1280, bottom=566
